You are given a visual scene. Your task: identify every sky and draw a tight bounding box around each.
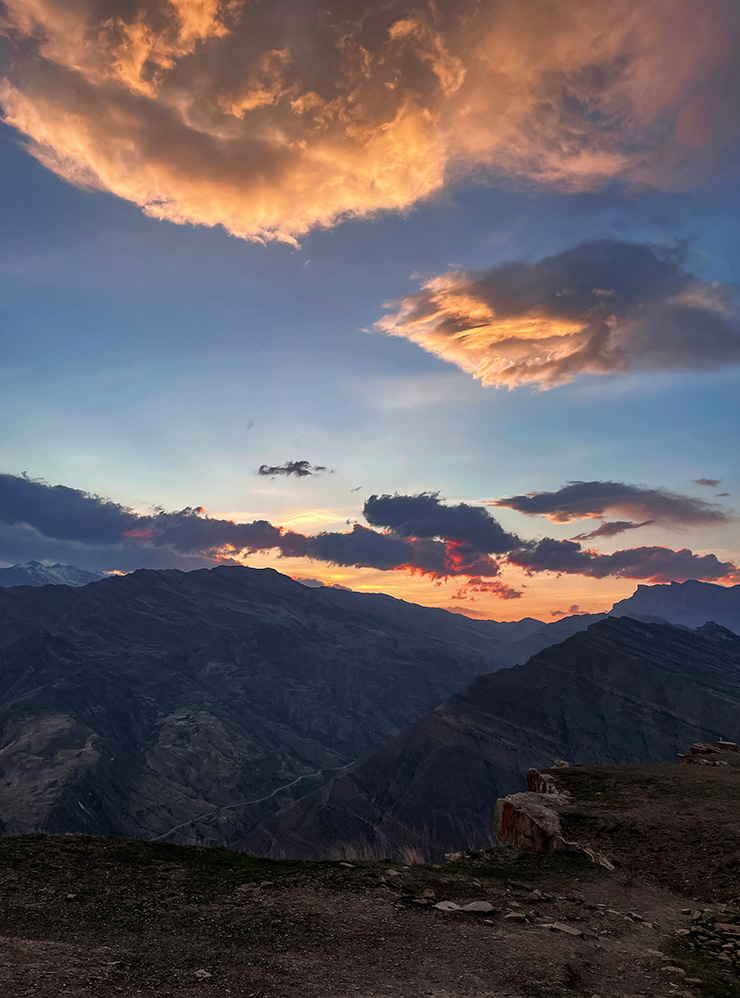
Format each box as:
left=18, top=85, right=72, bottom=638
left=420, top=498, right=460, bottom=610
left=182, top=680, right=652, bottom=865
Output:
left=0, top=0, right=739, bottom=620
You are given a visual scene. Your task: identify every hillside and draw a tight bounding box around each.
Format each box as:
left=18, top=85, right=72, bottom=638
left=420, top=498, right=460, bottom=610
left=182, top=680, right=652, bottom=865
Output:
left=250, top=617, right=740, bottom=859
left=0, top=565, right=509, bottom=845
left=0, top=755, right=738, bottom=997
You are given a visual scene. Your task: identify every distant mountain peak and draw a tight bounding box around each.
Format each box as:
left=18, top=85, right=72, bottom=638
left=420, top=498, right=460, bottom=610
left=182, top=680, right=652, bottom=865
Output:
left=0, top=561, right=105, bottom=589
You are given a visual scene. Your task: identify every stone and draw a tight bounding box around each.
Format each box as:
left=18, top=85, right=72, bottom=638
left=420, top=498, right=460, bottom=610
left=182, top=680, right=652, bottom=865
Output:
left=433, top=901, right=460, bottom=911
left=259, top=881, right=274, bottom=888
left=660, top=966, right=686, bottom=976
left=550, top=922, right=584, bottom=938
left=194, top=970, right=212, bottom=980
left=339, top=862, right=355, bottom=868
left=494, top=789, right=614, bottom=870
left=420, top=888, right=435, bottom=898
left=460, top=901, right=494, bottom=913
left=504, top=911, right=527, bottom=923
left=494, top=791, right=568, bottom=853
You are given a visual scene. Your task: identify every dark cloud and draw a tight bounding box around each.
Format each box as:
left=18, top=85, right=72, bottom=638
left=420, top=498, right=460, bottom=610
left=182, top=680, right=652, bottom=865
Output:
left=364, top=492, right=522, bottom=553
left=494, top=480, right=732, bottom=526
left=508, top=538, right=738, bottom=584
left=257, top=460, right=332, bottom=478
left=1, top=474, right=737, bottom=590
left=378, top=240, right=740, bottom=388
left=694, top=478, right=721, bottom=488
left=0, top=474, right=496, bottom=580
left=717, top=492, right=731, bottom=497
left=0, top=472, right=140, bottom=543
left=571, top=520, right=655, bottom=541
left=551, top=604, right=582, bottom=618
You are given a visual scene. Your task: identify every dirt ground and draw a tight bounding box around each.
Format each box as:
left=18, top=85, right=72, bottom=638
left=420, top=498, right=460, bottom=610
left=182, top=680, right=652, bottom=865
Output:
left=0, top=760, right=738, bottom=998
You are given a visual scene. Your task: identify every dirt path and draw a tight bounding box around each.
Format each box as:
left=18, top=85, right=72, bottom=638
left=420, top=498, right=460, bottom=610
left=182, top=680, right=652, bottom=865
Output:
left=0, top=834, right=736, bottom=998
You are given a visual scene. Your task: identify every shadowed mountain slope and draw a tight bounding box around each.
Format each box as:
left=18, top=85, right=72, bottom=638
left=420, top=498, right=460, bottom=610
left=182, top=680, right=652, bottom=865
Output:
left=250, top=617, right=740, bottom=860
left=0, top=565, right=513, bottom=844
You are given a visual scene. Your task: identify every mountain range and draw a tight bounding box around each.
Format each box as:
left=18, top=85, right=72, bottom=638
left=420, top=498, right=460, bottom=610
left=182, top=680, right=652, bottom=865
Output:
left=0, top=565, right=738, bottom=854
left=249, top=617, right=740, bottom=859
left=0, top=566, right=513, bottom=841
left=0, top=561, right=105, bottom=588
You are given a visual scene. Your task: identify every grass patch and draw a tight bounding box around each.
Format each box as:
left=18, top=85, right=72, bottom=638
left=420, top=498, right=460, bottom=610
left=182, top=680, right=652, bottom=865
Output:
left=665, top=939, right=740, bottom=998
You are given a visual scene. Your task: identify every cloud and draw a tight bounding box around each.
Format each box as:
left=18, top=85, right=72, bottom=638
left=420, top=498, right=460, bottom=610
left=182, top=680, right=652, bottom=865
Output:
left=551, top=604, right=581, bottom=618
left=364, top=492, right=522, bottom=553
left=717, top=492, right=731, bottom=497
left=694, top=478, right=721, bottom=487
left=377, top=240, right=740, bottom=388
left=0, top=473, right=499, bottom=579
left=493, top=480, right=733, bottom=526
left=508, top=538, right=738, bottom=584
left=571, top=520, right=655, bottom=541
left=1, top=473, right=737, bottom=589
left=1, top=2, right=738, bottom=244
left=450, top=577, right=523, bottom=602
left=257, top=460, right=332, bottom=478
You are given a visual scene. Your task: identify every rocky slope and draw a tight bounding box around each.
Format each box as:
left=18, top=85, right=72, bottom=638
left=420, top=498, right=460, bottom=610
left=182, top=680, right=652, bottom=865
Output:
left=250, top=617, right=740, bottom=859
left=1, top=753, right=739, bottom=998
left=0, top=565, right=513, bottom=843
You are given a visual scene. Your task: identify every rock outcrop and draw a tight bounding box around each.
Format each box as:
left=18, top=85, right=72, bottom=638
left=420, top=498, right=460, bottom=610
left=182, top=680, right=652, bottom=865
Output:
left=494, top=766, right=614, bottom=869
left=679, top=740, right=740, bottom=765
left=493, top=790, right=570, bottom=854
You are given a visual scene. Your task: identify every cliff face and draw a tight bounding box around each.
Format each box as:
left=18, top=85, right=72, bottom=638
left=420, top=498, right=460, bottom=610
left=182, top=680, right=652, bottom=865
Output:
left=0, top=566, right=507, bottom=843
left=251, top=618, right=740, bottom=859
left=610, top=579, right=740, bottom=632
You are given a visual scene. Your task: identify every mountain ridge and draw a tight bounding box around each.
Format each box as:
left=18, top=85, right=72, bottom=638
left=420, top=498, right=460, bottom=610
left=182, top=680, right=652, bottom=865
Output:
left=249, top=616, right=740, bottom=859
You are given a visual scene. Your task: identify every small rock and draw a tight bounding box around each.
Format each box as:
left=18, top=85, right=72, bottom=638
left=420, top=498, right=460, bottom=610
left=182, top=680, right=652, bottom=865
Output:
left=433, top=901, right=460, bottom=911
left=385, top=869, right=401, bottom=877
left=551, top=922, right=583, bottom=938
left=661, top=966, right=686, bottom=976
left=420, top=888, right=435, bottom=899
left=65, top=894, right=77, bottom=901
left=460, top=901, right=494, bottom=913
left=259, top=881, right=274, bottom=888
left=194, top=970, right=212, bottom=980
left=628, top=911, right=645, bottom=922
left=504, top=911, right=527, bottom=923
left=339, top=862, right=355, bottom=868
left=681, top=908, right=692, bottom=915
left=686, top=979, right=703, bottom=985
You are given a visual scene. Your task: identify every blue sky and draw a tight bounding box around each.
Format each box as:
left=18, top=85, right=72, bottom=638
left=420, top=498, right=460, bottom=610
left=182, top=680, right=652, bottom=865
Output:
left=1, top=1, right=739, bottom=618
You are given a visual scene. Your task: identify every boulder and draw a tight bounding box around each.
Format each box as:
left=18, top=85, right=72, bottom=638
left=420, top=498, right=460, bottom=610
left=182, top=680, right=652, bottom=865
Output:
left=494, top=791, right=568, bottom=854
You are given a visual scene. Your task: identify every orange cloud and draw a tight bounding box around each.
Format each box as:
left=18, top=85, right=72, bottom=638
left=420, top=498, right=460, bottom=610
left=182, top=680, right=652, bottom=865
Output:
left=1, top=0, right=738, bottom=244
left=377, top=240, right=740, bottom=388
